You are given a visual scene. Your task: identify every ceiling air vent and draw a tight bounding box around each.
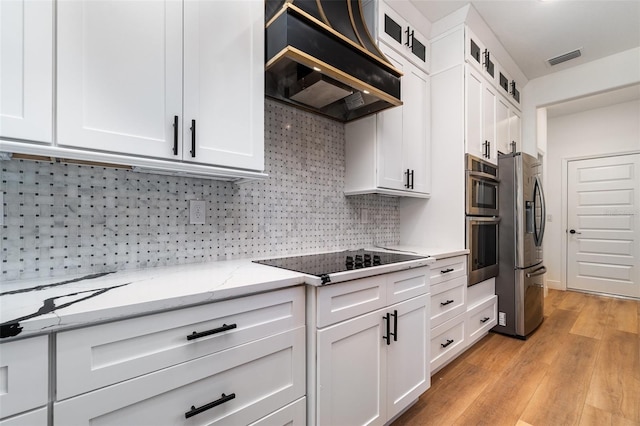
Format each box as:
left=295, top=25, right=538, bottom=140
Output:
left=547, top=49, right=582, bottom=66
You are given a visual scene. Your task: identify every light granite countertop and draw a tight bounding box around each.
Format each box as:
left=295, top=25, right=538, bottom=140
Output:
left=0, top=247, right=464, bottom=341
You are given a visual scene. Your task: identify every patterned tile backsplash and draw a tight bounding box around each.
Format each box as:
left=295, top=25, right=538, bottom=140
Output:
left=1, top=100, right=400, bottom=281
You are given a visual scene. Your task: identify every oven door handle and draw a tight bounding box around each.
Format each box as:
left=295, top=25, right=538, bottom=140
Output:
left=467, top=170, right=500, bottom=183
left=526, top=266, right=547, bottom=278
left=467, top=217, right=501, bottom=224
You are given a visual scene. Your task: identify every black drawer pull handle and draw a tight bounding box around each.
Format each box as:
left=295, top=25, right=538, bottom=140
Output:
left=383, top=313, right=391, bottom=345
left=187, top=323, right=237, bottom=341
left=190, top=119, right=196, bottom=157
left=185, top=393, right=235, bottom=418
left=481, top=317, right=491, bottom=323
left=172, top=115, right=179, bottom=155
left=440, top=299, right=454, bottom=306
left=440, top=268, right=454, bottom=274
left=441, top=339, right=454, bottom=348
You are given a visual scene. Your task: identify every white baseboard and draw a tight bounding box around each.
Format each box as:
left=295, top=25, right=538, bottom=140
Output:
left=546, top=279, right=564, bottom=291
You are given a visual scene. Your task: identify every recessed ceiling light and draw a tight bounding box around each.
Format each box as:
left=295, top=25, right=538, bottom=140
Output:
left=313, top=66, right=321, bottom=72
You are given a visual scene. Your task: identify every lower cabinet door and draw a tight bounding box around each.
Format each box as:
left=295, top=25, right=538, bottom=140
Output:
left=317, top=309, right=387, bottom=426
left=54, top=327, right=305, bottom=426
left=386, top=294, right=430, bottom=420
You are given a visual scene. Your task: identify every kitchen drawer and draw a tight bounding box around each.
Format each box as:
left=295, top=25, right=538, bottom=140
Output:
left=54, top=327, right=306, bottom=425
left=429, top=256, right=466, bottom=285
left=57, top=286, right=304, bottom=399
left=467, top=277, right=495, bottom=308
left=0, top=408, right=47, bottom=426
left=386, top=267, right=430, bottom=305
left=430, top=314, right=466, bottom=373
left=316, top=275, right=386, bottom=328
left=249, top=397, right=306, bottom=426
left=0, top=336, right=48, bottom=419
left=430, top=275, right=467, bottom=328
left=466, top=295, right=497, bottom=345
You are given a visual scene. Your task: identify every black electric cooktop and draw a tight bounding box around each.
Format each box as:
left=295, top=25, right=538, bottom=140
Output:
left=253, top=249, right=428, bottom=280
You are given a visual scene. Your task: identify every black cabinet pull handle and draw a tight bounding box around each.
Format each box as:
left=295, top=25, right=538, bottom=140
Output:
left=405, top=169, right=411, bottom=188
left=441, top=339, right=454, bottom=348
left=481, top=317, right=491, bottom=323
left=409, top=29, right=415, bottom=49
left=409, top=169, right=414, bottom=189
left=483, top=49, right=490, bottom=70
left=440, top=299, right=454, bottom=306
left=187, top=323, right=237, bottom=341
left=487, top=141, right=491, bottom=159
left=441, top=268, right=454, bottom=274
left=391, top=310, right=398, bottom=342
left=404, top=26, right=410, bottom=46
left=185, top=393, right=235, bottom=419
left=173, top=115, right=179, bottom=155
left=383, top=313, right=391, bottom=345
left=190, top=119, right=196, bottom=157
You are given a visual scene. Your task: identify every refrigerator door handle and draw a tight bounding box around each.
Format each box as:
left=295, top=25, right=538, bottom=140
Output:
left=534, top=175, right=546, bottom=246
left=526, top=265, right=547, bottom=278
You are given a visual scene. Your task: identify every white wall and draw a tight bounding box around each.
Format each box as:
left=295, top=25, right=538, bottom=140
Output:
left=544, top=98, right=640, bottom=289
left=522, top=47, right=640, bottom=156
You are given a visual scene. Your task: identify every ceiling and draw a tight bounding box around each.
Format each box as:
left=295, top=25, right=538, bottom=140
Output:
left=410, top=0, right=640, bottom=81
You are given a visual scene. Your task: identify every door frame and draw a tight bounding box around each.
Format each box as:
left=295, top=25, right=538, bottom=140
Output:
left=561, top=150, right=640, bottom=291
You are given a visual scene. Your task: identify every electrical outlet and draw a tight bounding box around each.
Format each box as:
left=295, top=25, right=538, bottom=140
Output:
left=498, top=312, right=506, bottom=326
left=189, top=200, right=206, bottom=224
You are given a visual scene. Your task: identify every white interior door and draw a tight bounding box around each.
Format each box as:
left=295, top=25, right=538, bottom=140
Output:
left=567, top=154, right=640, bottom=298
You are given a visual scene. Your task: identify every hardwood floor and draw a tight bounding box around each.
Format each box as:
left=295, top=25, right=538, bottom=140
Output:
left=392, top=289, right=640, bottom=426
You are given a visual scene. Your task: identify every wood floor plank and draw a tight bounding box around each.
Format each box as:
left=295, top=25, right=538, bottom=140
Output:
left=586, top=328, right=640, bottom=423
left=545, top=288, right=568, bottom=316
left=579, top=404, right=613, bottom=426
left=520, top=333, right=600, bottom=426
left=452, top=346, right=550, bottom=426
left=571, top=294, right=612, bottom=339
left=559, top=290, right=590, bottom=312
left=391, top=361, right=496, bottom=426
left=459, top=331, right=525, bottom=373
left=607, top=298, right=639, bottom=334
left=517, top=307, right=581, bottom=365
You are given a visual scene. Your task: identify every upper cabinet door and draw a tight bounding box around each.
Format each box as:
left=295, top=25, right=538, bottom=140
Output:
left=402, top=61, right=430, bottom=194
left=57, top=0, right=183, bottom=159
left=182, top=0, right=264, bottom=171
left=0, top=0, right=53, bottom=143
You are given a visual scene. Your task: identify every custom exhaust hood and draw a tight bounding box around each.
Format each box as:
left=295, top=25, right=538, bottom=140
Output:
left=265, top=0, right=402, bottom=122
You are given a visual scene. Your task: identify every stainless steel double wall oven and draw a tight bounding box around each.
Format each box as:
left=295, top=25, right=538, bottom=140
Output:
left=465, top=154, right=500, bottom=286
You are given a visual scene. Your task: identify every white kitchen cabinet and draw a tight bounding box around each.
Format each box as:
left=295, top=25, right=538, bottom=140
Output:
left=465, top=27, right=496, bottom=85
left=54, top=327, right=306, bottom=425
left=465, top=66, right=497, bottom=164
left=314, top=267, right=430, bottom=425
left=466, top=278, right=497, bottom=346
left=56, top=287, right=304, bottom=399
left=345, top=42, right=430, bottom=197
left=428, top=255, right=468, bottom=374
left=0, top=0, right=53, bottom=143
left=54, top=287, right=305, bottom=425
left=57, top=0, right=263, bottom=171
left=496, top=95, right=521, bottom=155
left=376, top=1, right=429, bottom=73
left=317, top=294, right=429, bottom=426
left=0, top=336, right=48, bottom=420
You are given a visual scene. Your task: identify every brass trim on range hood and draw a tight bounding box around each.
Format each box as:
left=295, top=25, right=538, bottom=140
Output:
left=265, top=0, right=403, bottom=122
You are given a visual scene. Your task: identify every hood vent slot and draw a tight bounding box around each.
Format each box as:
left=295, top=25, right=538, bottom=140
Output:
left=548, top=49, right=582, bottom=66
left=265, top=0, right=402, bottom=122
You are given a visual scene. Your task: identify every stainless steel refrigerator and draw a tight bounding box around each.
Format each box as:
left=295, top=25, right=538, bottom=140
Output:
left=493, top=152, right=546, bottom=338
